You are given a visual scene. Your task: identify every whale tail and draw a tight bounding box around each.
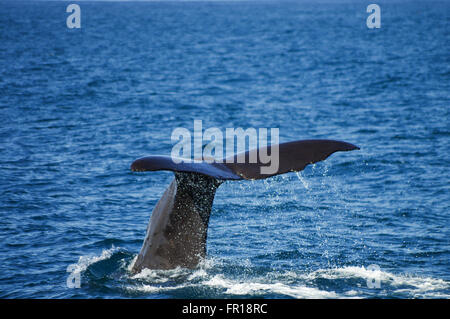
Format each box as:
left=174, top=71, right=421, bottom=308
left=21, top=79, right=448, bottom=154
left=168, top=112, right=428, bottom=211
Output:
left=130, top=139, right=359, bottom=271
left=131, top=139, right=359, bottom=181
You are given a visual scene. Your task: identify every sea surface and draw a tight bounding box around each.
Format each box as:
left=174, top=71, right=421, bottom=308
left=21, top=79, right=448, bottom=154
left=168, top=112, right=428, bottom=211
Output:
left=0, top=0, right=449, bottom=298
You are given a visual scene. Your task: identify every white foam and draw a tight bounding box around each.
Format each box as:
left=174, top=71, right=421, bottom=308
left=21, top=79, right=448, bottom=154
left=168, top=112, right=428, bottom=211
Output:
left=187, top=268, right=208, bottom=280
left=302, top=266, right=450, bottom=298
left=131, top=266, right=189, bottom=282
left=204, top=275, right=337, bottom=299
left=67, top=246, right=119, bottom=278
left=81, top=253, right=448, bottom=298
left=128, top=283, right=187, bottom=294
left=130, top=256, right=217, bottom=281
left=126, top=274, right=338, bottom=298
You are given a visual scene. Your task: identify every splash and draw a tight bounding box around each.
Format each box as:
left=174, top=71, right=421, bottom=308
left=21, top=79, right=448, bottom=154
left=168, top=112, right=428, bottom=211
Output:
left=125, top=262, right=450, bottom=298
left=70, top=249, right=449, bottom=299
left=67, top=246, right=119, bottom=278
left=203, top=275, right=337, bottom=299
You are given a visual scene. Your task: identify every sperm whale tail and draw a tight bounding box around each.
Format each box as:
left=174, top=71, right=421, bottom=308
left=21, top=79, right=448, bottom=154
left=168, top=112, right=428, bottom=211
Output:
left=131, top=139, right=359, bottom=180
left=130, top=139, right=359, bottom=272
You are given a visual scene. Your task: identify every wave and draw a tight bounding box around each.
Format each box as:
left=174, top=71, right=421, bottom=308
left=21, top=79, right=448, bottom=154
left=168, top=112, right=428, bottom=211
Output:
left=303, top=266, right=450, bottom=298
left=67, top=246, right=120, bottom=278
left=72, top=248, right=450, bottom=298
left=202, top=275, right=338, bottom=299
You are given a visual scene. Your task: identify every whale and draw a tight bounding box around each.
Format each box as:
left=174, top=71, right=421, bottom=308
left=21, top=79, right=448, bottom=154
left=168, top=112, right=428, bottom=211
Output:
left=130, top=139, right=359, bottom=272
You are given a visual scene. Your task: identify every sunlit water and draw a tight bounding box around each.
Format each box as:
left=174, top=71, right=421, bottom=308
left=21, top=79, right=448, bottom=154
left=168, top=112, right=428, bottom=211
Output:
left=0, top=1, right=448, bottom=298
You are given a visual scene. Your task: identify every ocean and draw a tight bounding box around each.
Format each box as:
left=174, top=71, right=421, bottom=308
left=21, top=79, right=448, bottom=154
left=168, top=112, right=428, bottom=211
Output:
left=0, top=0, right=448, bottom=298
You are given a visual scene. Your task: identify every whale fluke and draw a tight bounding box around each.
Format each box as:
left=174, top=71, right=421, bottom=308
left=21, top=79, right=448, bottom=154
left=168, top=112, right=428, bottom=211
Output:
left=130, top=139, right=359, bottom=272
left=131, top=139, right=359, bottom=180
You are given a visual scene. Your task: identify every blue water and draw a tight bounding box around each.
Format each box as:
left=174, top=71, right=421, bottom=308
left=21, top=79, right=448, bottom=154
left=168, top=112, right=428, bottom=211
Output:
left=0, top=0, right=449, bottom=298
